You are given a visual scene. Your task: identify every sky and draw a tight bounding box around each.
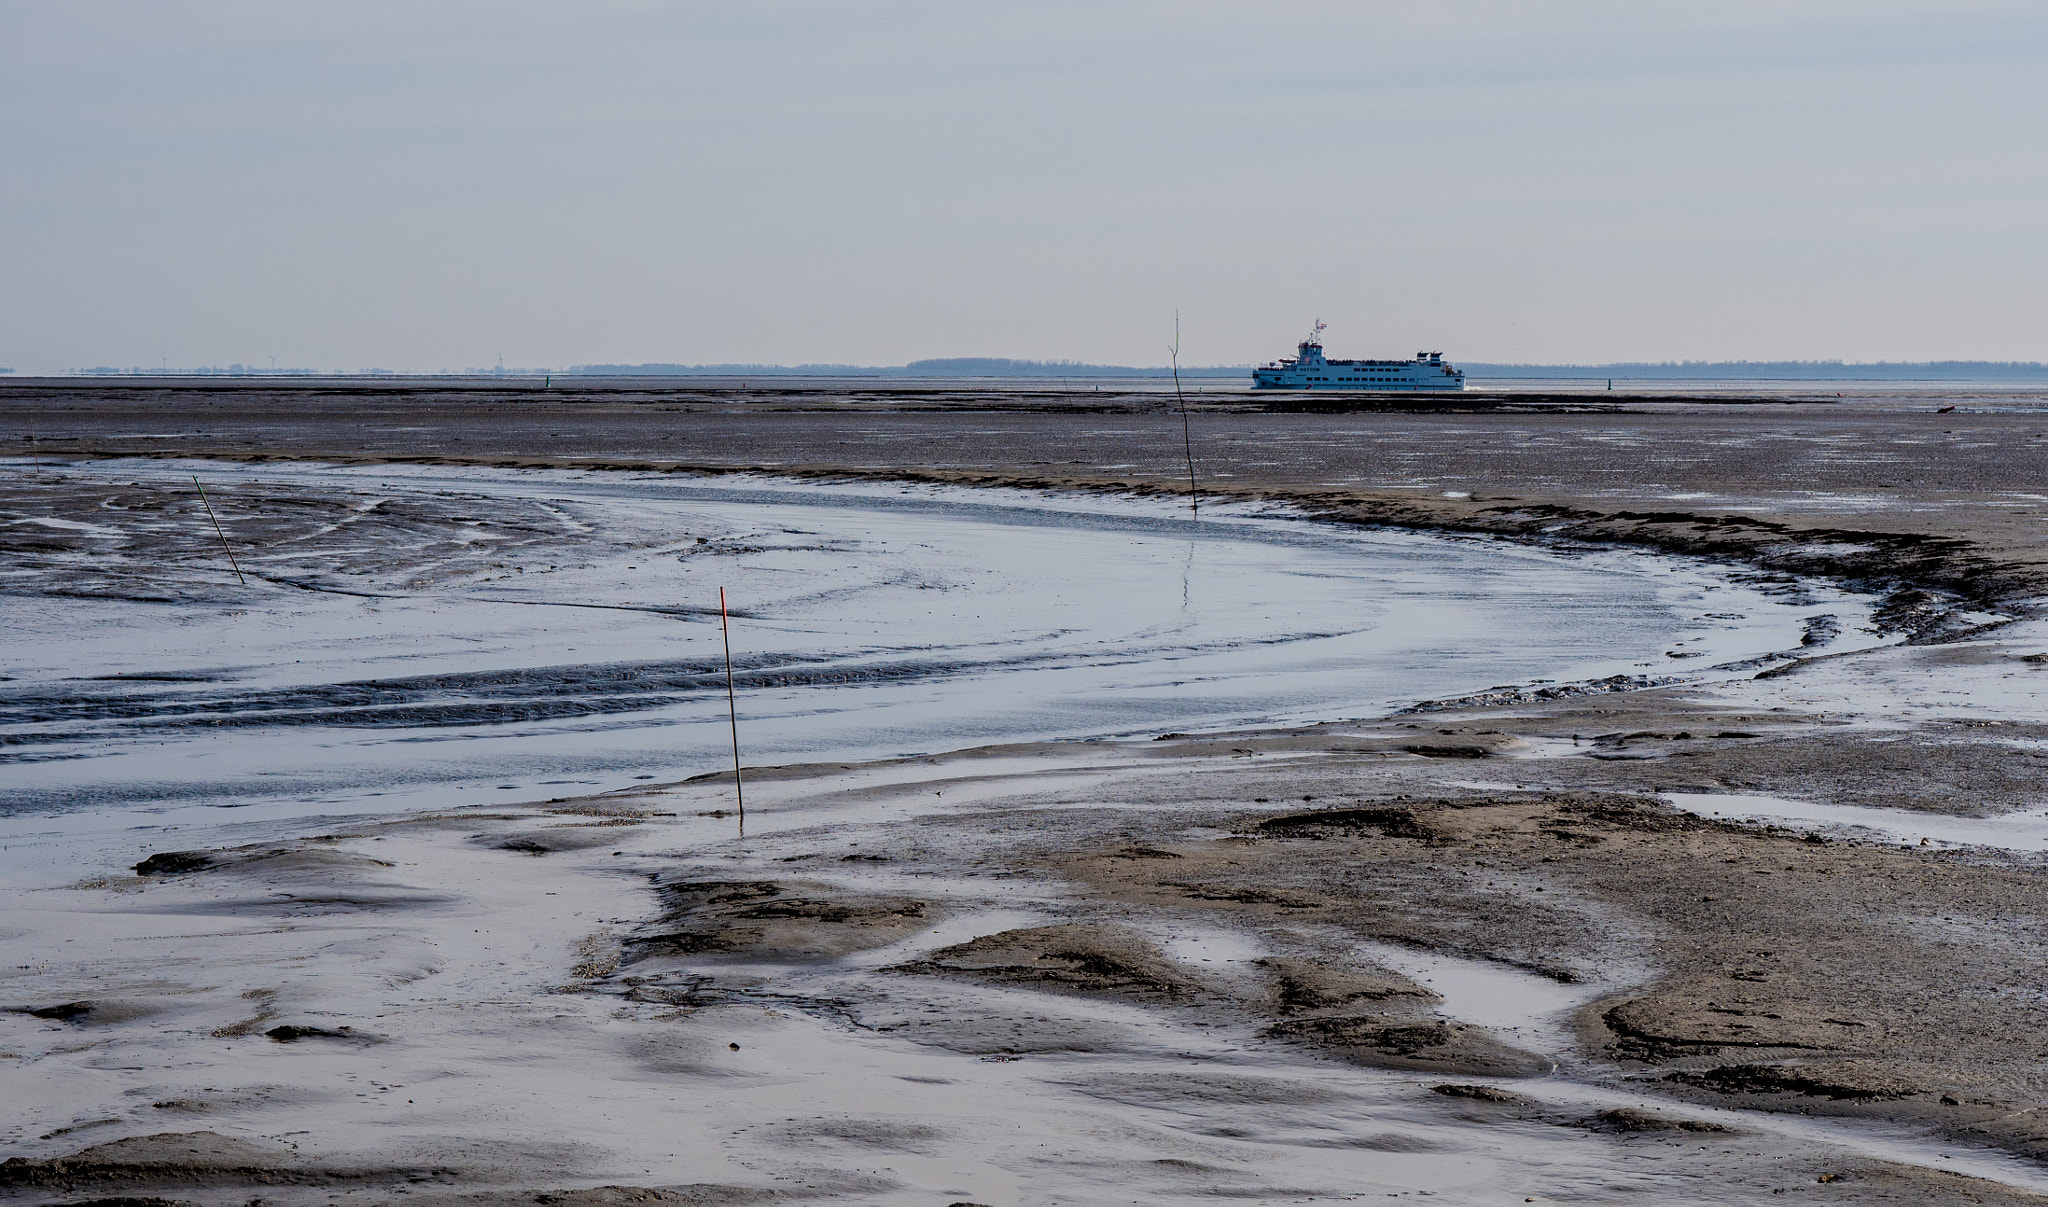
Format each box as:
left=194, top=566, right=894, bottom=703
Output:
left=2, top=1, right=2044, bottom=372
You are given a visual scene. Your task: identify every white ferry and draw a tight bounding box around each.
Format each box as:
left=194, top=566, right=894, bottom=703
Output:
left=1251, top=321, right=1464, bottom=391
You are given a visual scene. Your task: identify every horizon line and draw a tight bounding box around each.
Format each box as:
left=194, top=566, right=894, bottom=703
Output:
left=21, top=355, right=2048, bottom=382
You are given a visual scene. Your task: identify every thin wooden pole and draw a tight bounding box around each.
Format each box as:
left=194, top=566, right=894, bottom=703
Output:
left=1171, top=312, right=1197, bottom=516
left=192, top=476, right=246, bottom=585
left=719, top=587, right=744, bottom=834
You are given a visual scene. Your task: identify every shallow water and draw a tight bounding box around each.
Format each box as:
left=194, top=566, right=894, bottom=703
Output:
left=0, top=459, right=1881, bottom=821
left=1665, top=791, right=2048, bottom=854
left=1351, top=941, right=1612, bottom=1058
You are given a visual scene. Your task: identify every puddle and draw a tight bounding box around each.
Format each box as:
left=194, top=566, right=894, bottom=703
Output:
left=1664, top=792, right=2048, bottom=854
left=1354, top=941, right=1608, bottom=1056
left=1160, top=924, right=1269, bottom=968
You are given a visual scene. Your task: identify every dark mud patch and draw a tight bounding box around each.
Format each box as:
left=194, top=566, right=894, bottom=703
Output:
left=1664, top=1062, right=1921, bottom=1102
left=1263, top=1015, right=1553, bottom=1077
left=13, top=1000, right=163, bottom=1027
left=485, top=827, right=634, bottom=856
left=629, top=879, right=932, bottom=962
left=1166, top=883, right=1327, bottom=909
left=1600, top=997, right=1847, bottom=1062
left=1253, top=792, right=1723, bottom=844
left=1294, top=496, right=2031, bottom=640
left=1398, top=742, right=1501, bottom=759
left=893, top=923, right=1205, bottom=1002
left=130, top=843, right=395, bottom=880
left=112, top=837, right=460, bottom=919
left=1430, top=1083, right=1533, bottom=1104
left=131, top=852, right=213, bottom=876
left=510, top=1184, right=832, bottom=1205
left=759, top=1117, right=945, bottom=1155
left=849, top=1003, right=1136, bottom=1057
left=1256, top=805, right=1447, bottom=843
left=1583, top=1107, right=1736, bottom=1134
left=1401, top=673, right=1682, bottom=714
left=1255, top=956, right=1437, bottom=1014
left=0, top=1131, right=457, bottom=1192
left=23, top=1001, right=95, bottom=1021
left=498, top=1189, right=778, bottom=1206
left=264, top=1024, right=381, bottom=1045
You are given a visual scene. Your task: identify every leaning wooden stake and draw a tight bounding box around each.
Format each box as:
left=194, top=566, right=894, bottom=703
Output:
left=719, top=586, right=745, bottom=834
left=192, top=476, right=246, bottom=585
left=1170, top=312, right=1197, bottom=516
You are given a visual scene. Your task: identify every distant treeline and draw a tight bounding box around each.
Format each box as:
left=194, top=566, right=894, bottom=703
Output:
left=1462, top=360, right=2048, bottom=381
left=569, top=357, right=2048, bottom=381
left=47, top=358, right=2048, bottom=382
left=78, top=365, right=332, bottom=376
left=566, top=358, right=1245, bottom=378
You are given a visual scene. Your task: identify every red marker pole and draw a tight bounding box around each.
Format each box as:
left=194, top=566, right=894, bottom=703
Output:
left=720, top=587, right=744, bottom=834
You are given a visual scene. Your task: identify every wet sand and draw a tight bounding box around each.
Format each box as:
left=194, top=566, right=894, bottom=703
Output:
left=8, top=381, right=2048, bottom=1204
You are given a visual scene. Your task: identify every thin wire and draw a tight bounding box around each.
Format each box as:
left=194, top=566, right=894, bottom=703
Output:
left=720, top=586, right=745, bottom=835
left=1172, top=311, right=1197, bottom=516
left=192, top=477, right=246, bottom=585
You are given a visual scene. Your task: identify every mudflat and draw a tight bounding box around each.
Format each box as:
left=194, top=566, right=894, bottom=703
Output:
left=7, top=379, right=2048, bottom=1204
left=9, top=376, right=2048, bottom=618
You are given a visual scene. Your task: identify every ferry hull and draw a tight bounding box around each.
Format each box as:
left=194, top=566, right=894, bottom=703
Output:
left=1250, top=369, right=1465, bottom=391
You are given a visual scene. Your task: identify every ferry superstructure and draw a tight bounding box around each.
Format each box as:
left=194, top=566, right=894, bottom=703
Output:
left=1251, top=321, right=1464, bottom=391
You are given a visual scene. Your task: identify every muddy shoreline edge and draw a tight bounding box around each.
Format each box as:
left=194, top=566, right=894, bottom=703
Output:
left=25, top=446, right=2040, bottom=644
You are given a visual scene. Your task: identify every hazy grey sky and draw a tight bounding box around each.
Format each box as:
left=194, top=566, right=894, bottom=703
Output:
left=3, top=1, right=2043, bottom=371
